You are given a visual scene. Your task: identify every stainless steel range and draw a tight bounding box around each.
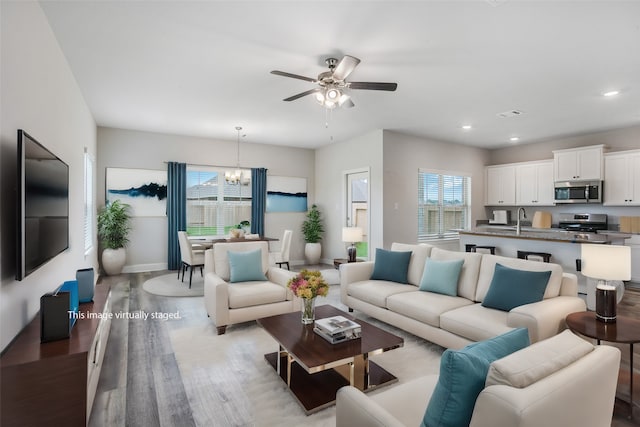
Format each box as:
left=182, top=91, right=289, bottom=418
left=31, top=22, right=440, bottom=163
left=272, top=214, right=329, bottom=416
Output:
left=558, top=213, right=608, bottom=233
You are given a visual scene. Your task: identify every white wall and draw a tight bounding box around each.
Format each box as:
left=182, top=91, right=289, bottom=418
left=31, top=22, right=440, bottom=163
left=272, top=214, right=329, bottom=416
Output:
left=0, top=1, right=97, bottom=351
left=315, top=130, right=384, bottom=262
left=97, top=127, right=315, bottom=270
left=381, top=130, right=491, bottom=247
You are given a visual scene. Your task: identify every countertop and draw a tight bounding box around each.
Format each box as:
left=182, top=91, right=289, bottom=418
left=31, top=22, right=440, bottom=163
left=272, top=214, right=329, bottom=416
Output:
left=457, top=226, right=632, bottom=244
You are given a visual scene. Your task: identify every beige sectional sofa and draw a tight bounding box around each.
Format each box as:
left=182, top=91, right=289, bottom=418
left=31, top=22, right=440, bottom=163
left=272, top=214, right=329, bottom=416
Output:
left=340, top=243, right=587, bottom=349
left=336, top=330, right=621, bottom=427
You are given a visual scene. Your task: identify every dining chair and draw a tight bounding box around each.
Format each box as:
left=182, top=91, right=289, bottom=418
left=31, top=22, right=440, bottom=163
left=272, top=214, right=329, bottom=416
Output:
left=269, top=229, right=292, bottom=270
left=177, top=231, right=205, bottom=288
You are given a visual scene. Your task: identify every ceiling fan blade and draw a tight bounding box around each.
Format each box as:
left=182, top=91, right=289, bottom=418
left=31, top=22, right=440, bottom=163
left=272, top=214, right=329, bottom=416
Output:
left=283, top=88, right=320, bottom=102
left=332, top=55, right=361, bottom=81
left=270, top=70, right=317, bottom=83
left=348, top=82, right=398, bottom=91
left=341, top=98, right=355, bottom=108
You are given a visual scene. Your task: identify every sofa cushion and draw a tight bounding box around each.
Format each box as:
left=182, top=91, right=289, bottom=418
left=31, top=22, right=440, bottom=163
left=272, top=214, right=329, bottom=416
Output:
left=475, top=254, right=563, bottom=302
left=227, top=281, right=287, bottom=309
left=422, top=328, right=530, bottom=427
left=228, top=249, right=268, bottom=283
left=371, top=248, right=412, bottom=284
left=387, top=291, right=473, bottom=327
left=439, top=303, right=514, bottom=342
left=213, top=241, right=269, bottom=281
left=430, top=247, right=482, bottom=301
left=419, top=258, right=464, bottom=296
left=481, top=263, right=551, bottom=311
left=348, top=280, right=416, bottom=308
left=486, top=329, right=593, bottom=388
left=391, top=243, right=433, bottom=286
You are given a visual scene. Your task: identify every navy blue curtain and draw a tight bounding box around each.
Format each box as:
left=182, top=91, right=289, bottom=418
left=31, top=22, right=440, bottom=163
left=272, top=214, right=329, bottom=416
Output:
left=251, top=168, right=267, bottom=236
left=167, top=162, right=186, bottom=270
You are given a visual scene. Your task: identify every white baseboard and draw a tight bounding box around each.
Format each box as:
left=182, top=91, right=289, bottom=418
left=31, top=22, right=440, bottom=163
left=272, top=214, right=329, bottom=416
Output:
left=123, top=262, right=168, bottom=273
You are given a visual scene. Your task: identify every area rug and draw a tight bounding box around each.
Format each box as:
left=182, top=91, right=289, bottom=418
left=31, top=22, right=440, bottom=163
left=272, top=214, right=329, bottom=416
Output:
left=142, top=272, right=204, bottom=297
left=319, top=268, right=340, bottom=285
left=168, top=286, right=444, bottom=426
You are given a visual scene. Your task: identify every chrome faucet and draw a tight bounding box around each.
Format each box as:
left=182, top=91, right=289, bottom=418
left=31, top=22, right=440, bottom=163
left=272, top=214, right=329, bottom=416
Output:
left=516, top=207, right=527, bottom=236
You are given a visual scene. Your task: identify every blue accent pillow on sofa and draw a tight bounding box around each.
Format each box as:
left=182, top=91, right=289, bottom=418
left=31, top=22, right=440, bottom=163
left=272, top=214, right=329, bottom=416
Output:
left=419, top=258, right=464, bottom=296
left=481, top=263, right=551, bottom=311
left=228, top=249, right=267, bottom=283
left=421, top=328, right=530, bottom=427
left=370, top=248, right=412, bottom=284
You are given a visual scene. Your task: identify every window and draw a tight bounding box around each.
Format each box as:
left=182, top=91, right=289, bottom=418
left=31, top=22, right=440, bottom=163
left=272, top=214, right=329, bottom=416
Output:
left=186, top=166, right=251, bottom=236
left=83, top=151, right=94, bottom=254
left=418, top=170, right=471, bottom=241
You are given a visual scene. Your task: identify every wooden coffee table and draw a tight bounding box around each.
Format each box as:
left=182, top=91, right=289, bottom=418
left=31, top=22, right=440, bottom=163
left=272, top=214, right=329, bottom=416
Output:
left=257, top=304, right=404, bottom=414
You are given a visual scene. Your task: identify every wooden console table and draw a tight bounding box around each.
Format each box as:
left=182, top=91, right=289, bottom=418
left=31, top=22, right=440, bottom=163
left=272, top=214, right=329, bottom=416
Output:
left=0, top=283, right=112, bottom=426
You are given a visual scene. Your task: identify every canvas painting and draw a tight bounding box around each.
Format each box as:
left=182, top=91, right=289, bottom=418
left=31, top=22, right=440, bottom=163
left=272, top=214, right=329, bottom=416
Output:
left=106, top=168, right=167, bottom=217
left=266, top=176, right=308, bottom=212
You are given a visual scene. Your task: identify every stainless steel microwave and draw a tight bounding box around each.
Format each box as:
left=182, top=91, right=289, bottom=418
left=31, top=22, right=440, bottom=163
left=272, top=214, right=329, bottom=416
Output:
left=554, top=181, right=602, bottom=204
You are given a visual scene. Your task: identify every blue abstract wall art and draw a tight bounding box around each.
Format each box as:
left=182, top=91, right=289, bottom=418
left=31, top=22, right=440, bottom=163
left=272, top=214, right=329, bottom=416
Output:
left=106, top=168, right=167, bottom=217
left=266, top=176, right=307, bottom=213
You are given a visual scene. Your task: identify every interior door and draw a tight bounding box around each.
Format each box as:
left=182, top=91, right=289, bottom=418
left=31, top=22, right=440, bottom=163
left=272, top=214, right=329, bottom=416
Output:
left=346, top=170, right=369, bottom=259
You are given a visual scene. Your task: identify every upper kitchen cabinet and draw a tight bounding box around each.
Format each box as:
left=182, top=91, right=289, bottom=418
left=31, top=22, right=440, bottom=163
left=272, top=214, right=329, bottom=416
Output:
left=486, top=165, right=516, bottom=205
left=604, top=149, right=640, bottom=206
left=516, top=160, right=555, bottom=205
left=553, top=145, right=604, bottom=181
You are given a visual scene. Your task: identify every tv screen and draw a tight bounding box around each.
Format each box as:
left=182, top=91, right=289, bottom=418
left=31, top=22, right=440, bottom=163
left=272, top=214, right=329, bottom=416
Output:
left=16, top=130, right=69, bottom=280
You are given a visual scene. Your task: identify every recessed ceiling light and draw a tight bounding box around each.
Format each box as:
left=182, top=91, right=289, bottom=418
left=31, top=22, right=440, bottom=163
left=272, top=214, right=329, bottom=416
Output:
left=603, top=90, right=620, bottom=97
left=510, top=137, right=520, bottom=142
left=462, top=125, right=472, bottom=130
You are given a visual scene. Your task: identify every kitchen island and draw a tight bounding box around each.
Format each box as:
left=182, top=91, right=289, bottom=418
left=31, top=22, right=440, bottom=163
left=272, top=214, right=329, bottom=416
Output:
left=456, top=226, right=631, bottom=298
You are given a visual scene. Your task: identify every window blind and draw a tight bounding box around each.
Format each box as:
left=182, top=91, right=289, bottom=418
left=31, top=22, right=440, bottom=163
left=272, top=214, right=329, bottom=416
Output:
left=418, top=170, right=470, bottom=241
left=83, top=152, right=94, bottom=254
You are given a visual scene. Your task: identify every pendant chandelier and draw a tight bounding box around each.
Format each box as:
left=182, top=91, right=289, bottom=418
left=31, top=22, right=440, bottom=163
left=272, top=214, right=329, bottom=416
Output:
left=225, top=126, right=250, bottom=186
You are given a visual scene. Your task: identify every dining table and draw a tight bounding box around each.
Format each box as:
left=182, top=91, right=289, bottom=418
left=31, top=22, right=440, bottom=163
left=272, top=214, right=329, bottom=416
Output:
left=189, top=236, right=278, bottom=250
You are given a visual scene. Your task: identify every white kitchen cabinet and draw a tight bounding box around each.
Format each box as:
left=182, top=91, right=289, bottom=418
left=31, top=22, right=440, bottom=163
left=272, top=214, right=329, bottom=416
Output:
left=553, top=145, right=604, bottom=181
left=516, top=160, right=555, bottom=205
left=604, top=150, right=640, bottom=206
left=625, top=235, right=640, bottom=282
left=486, top=165, right=516, bottom=205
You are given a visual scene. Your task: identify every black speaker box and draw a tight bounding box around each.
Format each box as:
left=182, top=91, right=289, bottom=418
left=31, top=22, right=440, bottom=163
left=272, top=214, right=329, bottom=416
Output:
left=40, top=291, right=71, bottom=343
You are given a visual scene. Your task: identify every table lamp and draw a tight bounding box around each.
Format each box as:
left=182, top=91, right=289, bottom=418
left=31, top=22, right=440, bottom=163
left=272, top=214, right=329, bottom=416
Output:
left=581, top=244, right=631, bottom=323
left=342, top=227, right=363, bottom=263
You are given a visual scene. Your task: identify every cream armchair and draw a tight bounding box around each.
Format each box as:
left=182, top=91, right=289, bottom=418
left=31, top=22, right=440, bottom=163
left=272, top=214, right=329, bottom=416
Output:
left=204, top=241, right=299, bottom=334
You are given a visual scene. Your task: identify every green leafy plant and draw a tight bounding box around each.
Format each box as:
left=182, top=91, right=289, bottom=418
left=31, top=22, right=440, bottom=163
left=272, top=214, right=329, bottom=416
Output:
left=97, top=200, right=131, bottom=249
left=302, top=204, right=324, bottom=243
left=235, top=220, right=250, bottom=229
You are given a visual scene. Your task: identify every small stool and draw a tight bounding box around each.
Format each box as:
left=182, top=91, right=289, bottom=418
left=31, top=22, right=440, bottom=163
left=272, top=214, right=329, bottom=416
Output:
left=466, top=244, right=496, bottom=255
left=517, top=250, right=552, bottom=263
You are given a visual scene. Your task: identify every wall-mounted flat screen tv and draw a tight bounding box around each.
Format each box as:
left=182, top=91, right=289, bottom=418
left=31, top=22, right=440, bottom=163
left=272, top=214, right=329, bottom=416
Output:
left=16, top=130, right=69, bottom=280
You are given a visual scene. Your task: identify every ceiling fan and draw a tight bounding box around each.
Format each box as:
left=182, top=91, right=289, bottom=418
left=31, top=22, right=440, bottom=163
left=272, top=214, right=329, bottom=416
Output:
left=271, top=55, right=398, bottom=109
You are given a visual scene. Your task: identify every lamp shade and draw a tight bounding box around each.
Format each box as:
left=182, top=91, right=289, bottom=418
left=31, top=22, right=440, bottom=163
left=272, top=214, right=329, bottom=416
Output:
left=581, top=244, right=631, bottom=281
left=342, top=227, right=363, bottom=243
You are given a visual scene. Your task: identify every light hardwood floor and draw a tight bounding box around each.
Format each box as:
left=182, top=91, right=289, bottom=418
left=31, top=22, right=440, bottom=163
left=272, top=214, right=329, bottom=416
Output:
left=90, top=270, right=640, bottom=426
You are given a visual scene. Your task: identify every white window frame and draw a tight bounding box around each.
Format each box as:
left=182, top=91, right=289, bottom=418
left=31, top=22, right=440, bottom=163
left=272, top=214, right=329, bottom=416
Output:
left=83, top=150, right=94, bottom=255
left=418, top=169, right=471, bottom=241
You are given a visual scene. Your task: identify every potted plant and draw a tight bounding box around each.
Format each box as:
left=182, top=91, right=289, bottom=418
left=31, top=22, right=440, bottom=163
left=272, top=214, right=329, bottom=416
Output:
left=97, top=199, right=131, bottom=275
left=302, top=204, right=324, bottom=264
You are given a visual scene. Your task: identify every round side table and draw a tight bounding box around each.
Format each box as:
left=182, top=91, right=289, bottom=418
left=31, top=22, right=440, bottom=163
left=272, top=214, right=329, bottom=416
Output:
left=566, top=311, right=640, bottom=419
left=333, top=258, right=363, bottom=269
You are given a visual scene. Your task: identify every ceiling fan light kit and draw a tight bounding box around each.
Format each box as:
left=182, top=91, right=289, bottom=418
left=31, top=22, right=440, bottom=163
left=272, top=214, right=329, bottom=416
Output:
left=271, top=55, right=398, bottom=110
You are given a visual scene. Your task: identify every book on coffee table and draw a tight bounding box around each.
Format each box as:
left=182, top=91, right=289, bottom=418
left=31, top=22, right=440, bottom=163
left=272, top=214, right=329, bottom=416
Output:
left=313, top=325, right=361, bottom=344
left=314, top=316, right=361, bottom=336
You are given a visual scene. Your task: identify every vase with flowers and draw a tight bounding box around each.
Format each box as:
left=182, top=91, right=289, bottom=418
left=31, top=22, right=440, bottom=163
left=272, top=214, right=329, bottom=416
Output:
left=287, top=269, right=330, bottom=324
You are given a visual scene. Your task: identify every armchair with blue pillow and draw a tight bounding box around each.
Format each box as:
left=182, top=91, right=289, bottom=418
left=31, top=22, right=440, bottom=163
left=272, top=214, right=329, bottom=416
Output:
left=203, top=241, right=298, bottom=334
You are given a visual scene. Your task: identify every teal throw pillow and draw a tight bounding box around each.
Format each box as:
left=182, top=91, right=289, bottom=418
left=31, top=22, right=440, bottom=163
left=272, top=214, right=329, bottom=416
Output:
left=370, top=248, right=412, bottom=284
left=419, top=258, right=464, bottom=296
left=421, top=328, right=530, bottom=427
left=481, top=263, right=551, bottom=311
left=228, top=249, right=267, bottom=283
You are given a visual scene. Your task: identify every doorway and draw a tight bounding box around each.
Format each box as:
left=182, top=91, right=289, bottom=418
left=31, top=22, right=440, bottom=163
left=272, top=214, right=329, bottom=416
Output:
left=345, top=169, right=369, bottom=259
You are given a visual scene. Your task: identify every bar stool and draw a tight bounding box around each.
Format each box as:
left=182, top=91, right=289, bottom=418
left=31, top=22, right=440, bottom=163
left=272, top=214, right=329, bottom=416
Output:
left=465, top=244, right=496, bottom=255
left=517, top=250, right=552, bottom=263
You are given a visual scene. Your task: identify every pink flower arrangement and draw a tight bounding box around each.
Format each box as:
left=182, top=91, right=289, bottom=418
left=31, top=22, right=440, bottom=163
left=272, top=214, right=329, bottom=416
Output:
left=287, top=269, right=330, bottom=299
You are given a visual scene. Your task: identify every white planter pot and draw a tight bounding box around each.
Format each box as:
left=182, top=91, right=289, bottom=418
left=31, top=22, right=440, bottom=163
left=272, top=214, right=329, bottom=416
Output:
left=304, top=242, right=322, bottom=265
left=102, top=248, right=126, bottom=275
